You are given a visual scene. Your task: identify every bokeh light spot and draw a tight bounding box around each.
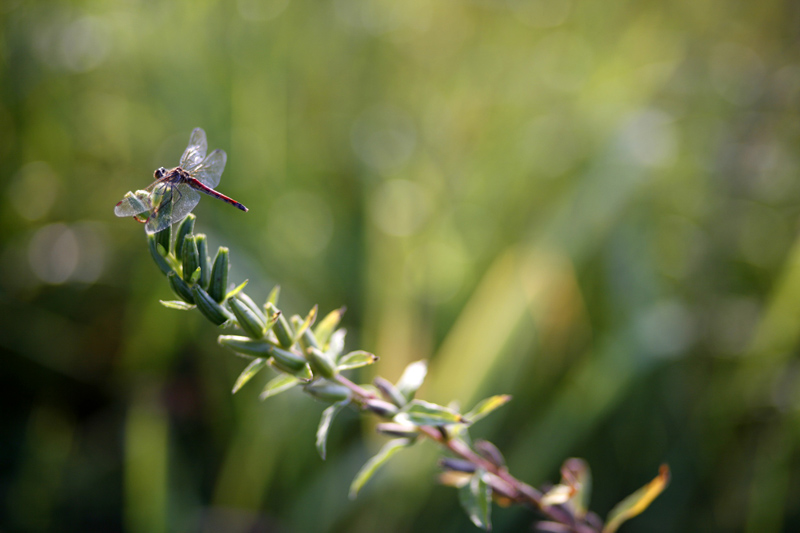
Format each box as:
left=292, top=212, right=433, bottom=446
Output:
left=616, top=109, right=678, bottom=168
left=268, top=192, right=334, bottom=258
left=369, top=179, right=431, bottom=237
left=351, top=105, right=416, bottom=172
left=8, top=162, right=60, bottom=222
left=28, top=224, right=79, bottom=284
left=508, top=0, right=571, bottom=28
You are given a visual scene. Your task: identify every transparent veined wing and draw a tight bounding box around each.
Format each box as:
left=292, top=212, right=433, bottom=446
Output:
left=180, top=128, right=208, bottom=171
left=145, top=182, right=201, bottom=235
left=115, top=189, right=154, bottom=217
left=192, top=149, right=227, bottom=188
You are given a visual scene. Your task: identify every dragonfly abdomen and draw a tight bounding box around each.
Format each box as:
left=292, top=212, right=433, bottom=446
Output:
left=186, top=177, right=248, bottom=212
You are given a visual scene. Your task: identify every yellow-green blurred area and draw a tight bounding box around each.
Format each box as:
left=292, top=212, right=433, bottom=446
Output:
left=2, top=0, right=800, bottom=531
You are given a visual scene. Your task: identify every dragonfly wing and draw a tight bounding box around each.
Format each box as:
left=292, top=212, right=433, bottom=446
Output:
left=115, top=190, right=153, bottom=217
left=192, top=149, right=227, bottom=188
left=180, top=128, right=208, bottom=170
left=145, top=183, right=201, bottom=235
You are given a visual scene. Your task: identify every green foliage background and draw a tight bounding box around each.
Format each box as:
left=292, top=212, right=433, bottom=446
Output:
left=2, top=0, right=800, bottom=531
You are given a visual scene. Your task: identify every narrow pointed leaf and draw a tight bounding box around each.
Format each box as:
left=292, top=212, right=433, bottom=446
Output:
left=458, top=470, right=492, bottom=530
left=208, top=247, right=229, bottom=302
left=159, top=300, right=195, bottom=310
left=267, top=358, right=313, bottom=380
left=260, top=373, right=301, bottom=400
left=395, top=360, right=428, bottom=401
left=374, top=377, right=408, bottom=408
left=225, top=279, right=249, bottom=300
left=293, top=304, right=318, bottom=342
left=266, top=284, right=280, bottom=307
left=148, top=234, right=173, bottom=275
left=326, top=328, right=347, bottom=361
left=238, top=292, right=267, bottom=323
left=349, top=438, right=412, bottom=499
left=314, top=306, right=346, bottom=348
left=232, top=358, right=267, bottom=393
left=316, top=400, right=348, bottom=460
left=218, top=335, right=271, bottom=357
left=174, top=213, right=195, bottom=261
left=398, top=400, right=464, bottom=427
left=464, top=395, right=512, bottom=424
left=168, top=271, right=195, bottom=304
left=603, top=465, right=670, bottom=533
left=337, top=350, right=379, bottom=371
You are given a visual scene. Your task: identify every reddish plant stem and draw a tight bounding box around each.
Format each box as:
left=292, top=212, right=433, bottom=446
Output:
left=334, top=374, right=579, bottom=529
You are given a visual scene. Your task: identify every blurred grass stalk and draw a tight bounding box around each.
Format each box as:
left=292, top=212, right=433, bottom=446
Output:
left=124, top=384, right=168, bottom=533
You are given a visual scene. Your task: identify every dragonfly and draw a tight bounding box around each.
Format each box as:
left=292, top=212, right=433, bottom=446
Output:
left=115, top=128, right=248, bottom=234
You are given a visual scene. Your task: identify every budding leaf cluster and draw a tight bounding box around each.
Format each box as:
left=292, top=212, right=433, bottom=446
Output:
left=144, top=213, right=669, bottom=533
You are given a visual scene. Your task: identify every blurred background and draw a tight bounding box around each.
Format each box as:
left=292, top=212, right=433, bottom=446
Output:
left=2, top=0, right=800, bottom=531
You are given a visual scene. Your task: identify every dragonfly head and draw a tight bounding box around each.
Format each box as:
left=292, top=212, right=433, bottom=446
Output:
left=153, top=167, right=167, bottom=179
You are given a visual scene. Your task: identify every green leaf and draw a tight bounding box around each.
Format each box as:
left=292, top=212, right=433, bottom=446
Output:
left=182, top=237, right=200, bottom=284
left=316, top=400, right=348, bottom=460
left=463, top=395, right=512, bottom=424
left=349, top=438, right=412, bottom=499
left=337, top=350, right=378, bottom=371
left=374, top=377, right=407, bottom=408
left=147, top=234, right=174, bottom=275
left=304, top=380, right=351, bottom=403
left=314, top=306, right=346, bottom=348
left=398, top=400, right=464, bottom=427
left=260, top=373, right=301, bottom=400
left=168, top=271, right=195, bottom=304
left=458, top=470, right=492, bottom=530
left=293, top=304, right=318, bottom=343
left=228, top=296, right=267, bottom=339
left=174, top=214, right=195, bottom=261
left=308, top=348, right=337, bottom=379
left=194, top=233, right=210, bottom=288
left=159, top=300, right=195, bottom=310
left=193, top=285, right=234, bottom=325
left=218, top=335, right=271, bottom=357
left=326, top=328, right=347, bottom=361
left=603, top=465, right=670, bottom=533
left=225, top=279, right=249, bottom=300
left=266, top=284, right=280, bottom=307
left=232, top=358, right=267, bottom=394
left=208, top=247, right=229, bottom=303
left=395, top=360, right=428, bottom=401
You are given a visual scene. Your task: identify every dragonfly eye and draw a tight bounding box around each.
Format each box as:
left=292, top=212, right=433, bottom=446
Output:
left=153, top=167, right=167, bottom=179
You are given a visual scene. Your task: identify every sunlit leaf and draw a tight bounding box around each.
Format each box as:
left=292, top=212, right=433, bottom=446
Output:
left=541, top=484, right=576, bottom=506
left=397, top=400, right=463, bottom=427
left=259, top=373, right=301, bottom=400
left=232, top=358, right=267, bottom=393
left=316, top=400, right=348, bottom=460
left=463, top=395, right=512, bottom=424
left=326, top=328, right=347, bottom=361
left=458, top=469, right=492, bottom=530
left=603, top=464, right=670, bottom=533
left=314, top=306, right=346, bottom=348
left=337, top=350, right=379, bottom=371
left=293, top=304, right=318, bottom=342
left=349, top=438, right=412, bottom=499
left=225, top=279, right=249, bottom=300
left=159, top=300, right=195, bottom=310
left=395, top=360, right=428, bottom=401
left=266, top=284, right=280, bottom=307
